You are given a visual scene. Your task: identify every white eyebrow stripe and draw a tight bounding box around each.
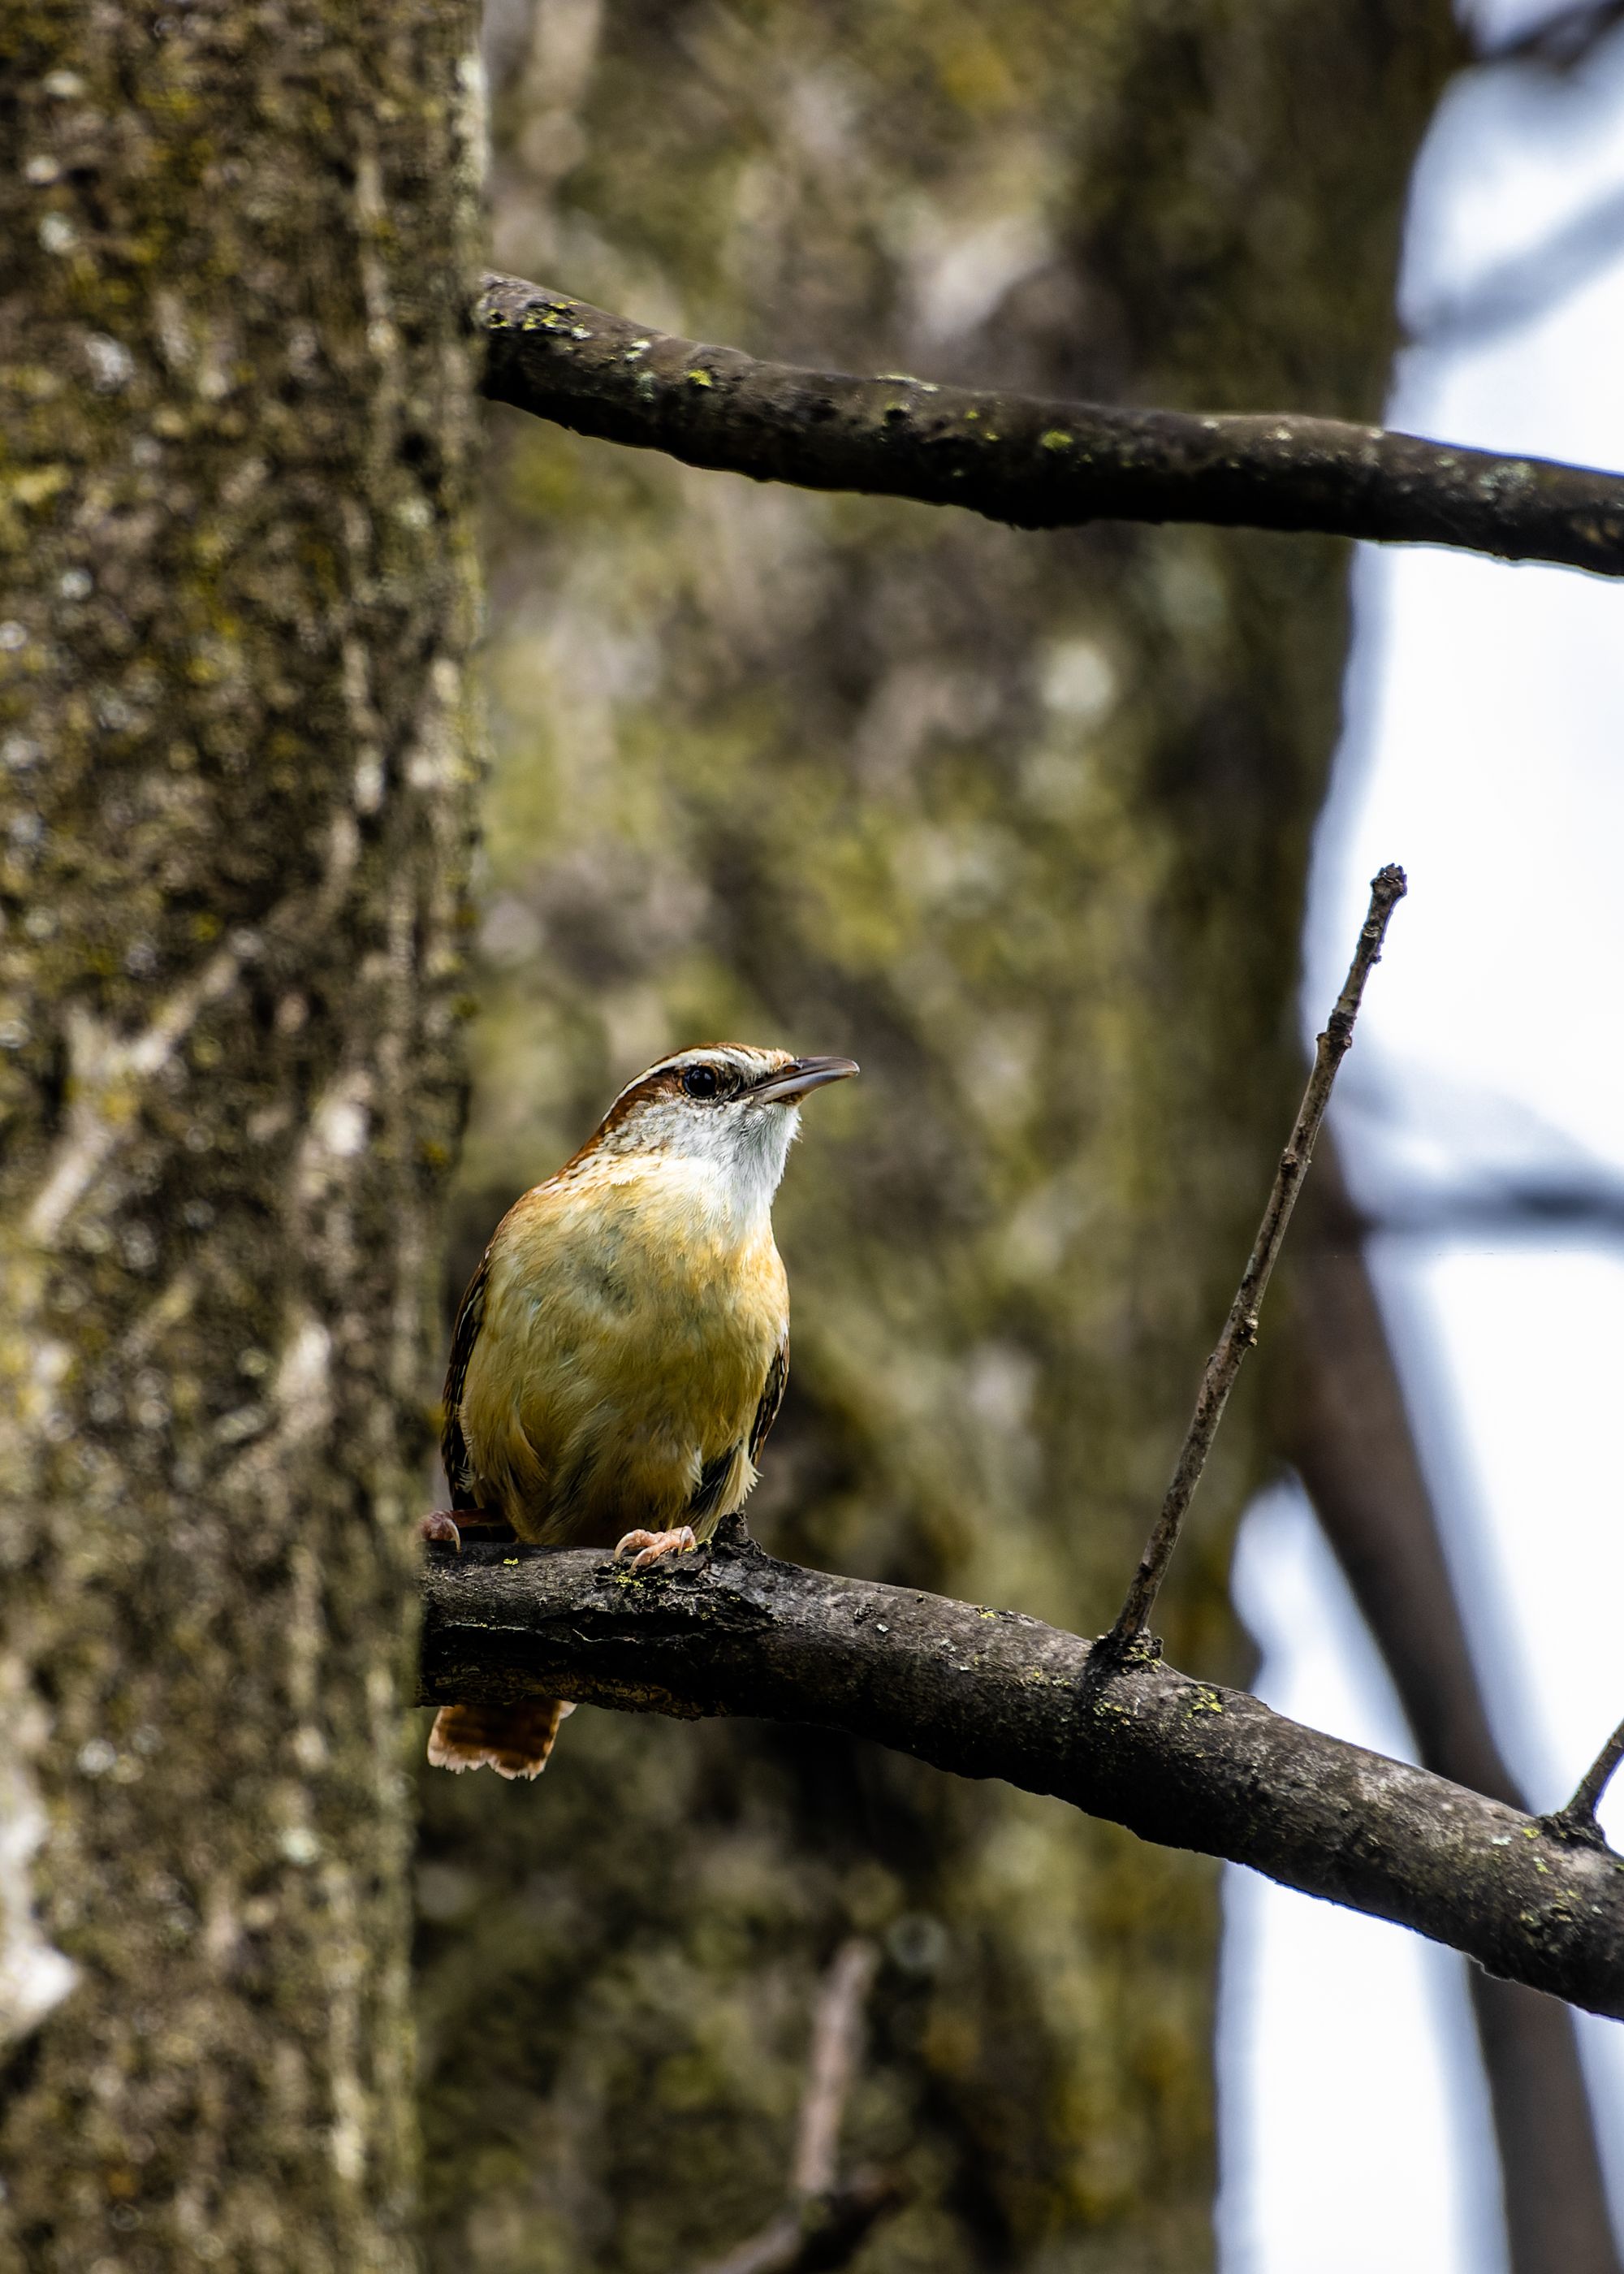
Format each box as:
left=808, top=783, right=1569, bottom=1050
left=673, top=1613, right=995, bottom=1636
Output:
left=606, top=1046, right=765, bottom=1115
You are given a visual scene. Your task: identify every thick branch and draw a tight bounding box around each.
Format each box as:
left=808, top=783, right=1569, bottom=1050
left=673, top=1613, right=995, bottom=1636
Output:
left=420, top=1533, right=1624, bottom=2021
left=478, top=275, right=1624, bottom=578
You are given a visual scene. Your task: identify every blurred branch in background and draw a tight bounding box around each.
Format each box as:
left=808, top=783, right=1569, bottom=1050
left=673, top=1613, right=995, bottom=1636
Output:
left=696, top=1939, right=908, bottom=2274
left=1474, top=2, right=1624, bottom=68
left=477, top=274, right=1624, bottom=577
left=1406, top=183, right=1624, bottom=350
left=419, top=1539, right=1624, bottom=2020
left=1370, top=1172, right=1624, bottom=1240
left=1284, top=1134, right=1622, bottom=2274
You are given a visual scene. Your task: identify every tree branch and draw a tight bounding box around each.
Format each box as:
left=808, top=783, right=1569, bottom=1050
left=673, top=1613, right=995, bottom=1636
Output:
left=1406, top=184, right=1624, bottom=351
left=1474, top=0, right=1624, bottom=67
left=477, top=275, right=1624, bottom=578
left=1286, top=1139, right=1524, bottom=1809
left=1103, top=864, right=1406, bottom=1656
left=1553, top=1716, right=1624, bottom=1840
left=1285, top=1139, right=1622, bottom=2274
left=696, top=2172, right=907, bottom=2274
left=695, top=1939, right=906, bottom=2274
left=792, top=1939, right=878, bottom=2199
left=419, top=1530, right=1624, bottom=2021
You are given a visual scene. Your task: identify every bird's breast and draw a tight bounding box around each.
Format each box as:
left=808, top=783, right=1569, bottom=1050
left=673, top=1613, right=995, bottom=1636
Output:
left=460, top=1161, right=788, bottom=1544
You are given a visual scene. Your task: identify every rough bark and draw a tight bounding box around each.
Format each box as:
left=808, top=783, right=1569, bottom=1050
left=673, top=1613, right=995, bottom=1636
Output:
left=417, top=1536, right=1624, bottom=2019
left=420, top=6, right=1458, bottom=2270
left=0, top=5, right=482, bottom=2268
left=477, top=275, right=1624, bottom=576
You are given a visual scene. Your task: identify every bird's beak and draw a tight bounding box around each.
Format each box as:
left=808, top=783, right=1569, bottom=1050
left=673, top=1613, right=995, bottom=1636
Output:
left=749, top=1055, right=860, bottom=1104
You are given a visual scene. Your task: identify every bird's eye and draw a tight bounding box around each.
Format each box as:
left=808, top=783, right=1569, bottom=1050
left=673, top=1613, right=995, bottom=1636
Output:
left=682, top=1065, right=722, bottom=1100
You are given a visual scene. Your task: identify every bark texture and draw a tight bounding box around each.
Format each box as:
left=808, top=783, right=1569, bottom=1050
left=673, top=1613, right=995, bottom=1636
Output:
left=0, top=5, right=482, bottom=2268
left=418, top=6, right=1456, bottom=2270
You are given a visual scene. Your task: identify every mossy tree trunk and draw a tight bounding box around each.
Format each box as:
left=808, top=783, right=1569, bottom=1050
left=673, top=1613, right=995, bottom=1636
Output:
left=0, top=5, right=482, bottom=2267
left=417, top=4, right=1456, bottom=2270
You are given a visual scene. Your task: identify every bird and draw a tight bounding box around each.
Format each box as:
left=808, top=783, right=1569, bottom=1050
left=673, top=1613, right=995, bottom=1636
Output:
left=423, top=1043, right=858, bottom=1779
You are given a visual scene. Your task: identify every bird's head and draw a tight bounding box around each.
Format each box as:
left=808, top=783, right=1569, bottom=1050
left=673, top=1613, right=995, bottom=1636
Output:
left=573, top=1044, right=858, bottom=1219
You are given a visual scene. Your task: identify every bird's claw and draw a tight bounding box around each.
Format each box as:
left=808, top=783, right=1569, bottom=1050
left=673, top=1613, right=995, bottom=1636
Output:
left=614, top=1524, right=698, bottom=1571
left=420, top=1510, right=463, bottom=1552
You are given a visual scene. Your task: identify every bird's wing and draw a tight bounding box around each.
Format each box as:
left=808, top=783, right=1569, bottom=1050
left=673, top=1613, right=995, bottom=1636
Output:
left=688, top=1442, right=741, bottom=1520
left=441, top=1249, right=490, bottom=1511
left=685, top=1332, right=789, bottom=1527
left=749, top=1330, right=789, bottom=1465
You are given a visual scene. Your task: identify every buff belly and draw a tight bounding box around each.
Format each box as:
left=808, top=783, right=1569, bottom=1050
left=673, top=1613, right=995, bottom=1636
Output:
left=456, top=1169, right=787, bottom=1549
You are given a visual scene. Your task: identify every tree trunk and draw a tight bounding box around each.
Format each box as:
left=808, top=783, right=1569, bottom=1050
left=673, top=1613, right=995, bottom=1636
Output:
left=417, top=4, right=1456, bottom=2269
left=0, top=5, right=482, bottom=2267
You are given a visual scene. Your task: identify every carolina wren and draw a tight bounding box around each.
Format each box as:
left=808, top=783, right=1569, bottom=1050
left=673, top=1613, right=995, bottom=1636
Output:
left=425, top=1044, right=858, bottom=1779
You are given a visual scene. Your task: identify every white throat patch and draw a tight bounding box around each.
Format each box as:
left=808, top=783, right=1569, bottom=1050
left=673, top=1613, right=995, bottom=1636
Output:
left=635, top=1091, right=800, bottom=1230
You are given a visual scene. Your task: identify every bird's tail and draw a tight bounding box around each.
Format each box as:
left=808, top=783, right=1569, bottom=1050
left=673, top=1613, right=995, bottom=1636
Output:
left=426, top=1698, right=576, bottom=1779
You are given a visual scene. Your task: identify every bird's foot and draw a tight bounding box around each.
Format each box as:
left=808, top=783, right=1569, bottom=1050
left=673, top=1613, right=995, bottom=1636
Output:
left=420, top=1509, right=464, bottom=1552
left=614, top=1524, right=698, bottom=1572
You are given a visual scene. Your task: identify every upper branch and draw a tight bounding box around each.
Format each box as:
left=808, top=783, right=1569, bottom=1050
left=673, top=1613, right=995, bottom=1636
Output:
left=478, top=275, right=1624, bottom=578
left=420, top=1532, right=1624, bottom=2021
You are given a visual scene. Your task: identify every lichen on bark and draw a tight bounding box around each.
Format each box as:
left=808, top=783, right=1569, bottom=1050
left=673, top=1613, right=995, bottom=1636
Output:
left=0, top=5, right=483, bottom=2267
left=418, top=3, right=1458, bottom=2270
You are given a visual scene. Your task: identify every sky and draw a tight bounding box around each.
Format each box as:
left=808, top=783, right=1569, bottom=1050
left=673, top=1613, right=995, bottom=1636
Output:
left=1217, top=14, right=1624, bottom=2269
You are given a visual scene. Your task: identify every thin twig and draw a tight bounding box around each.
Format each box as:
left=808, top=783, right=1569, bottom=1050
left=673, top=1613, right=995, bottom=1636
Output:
left=1099, top=864, right=1407, bottom=1658
left=1475, top=0, right=1624, bottom=67
left=694, top=1939, right=903, bottom=2274
left=1551, top=1715, right=1624, bottom=1840
left=696, top=2172, right=907, bottom=2274
left=793, top=1939, right=879, bottom=2197
left=477, top=275, right=1624, bottom=578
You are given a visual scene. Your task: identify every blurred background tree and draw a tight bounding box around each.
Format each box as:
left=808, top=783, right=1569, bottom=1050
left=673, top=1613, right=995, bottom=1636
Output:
left=416, top=6, right=1458, bottom=2269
